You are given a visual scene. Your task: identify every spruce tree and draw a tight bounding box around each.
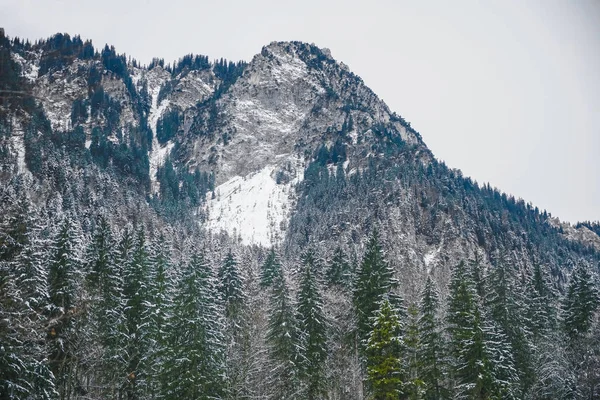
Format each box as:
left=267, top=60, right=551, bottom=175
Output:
left=146, top=234, right=173, bottom=397
left=87, top=216, right=123, bottom=398
left=353, top=230, right=397, bottom=346
left=217, top=249, right=247, bottom=399
left=563, top=262, right=598, bottom=342
left=296, top=250, right=328, bottom=399
left=446, top=260, right=514, bottom=399
left=267, top=270, right=300, bottom=399
left=164, top=251, right=225, bottom=399
left=260, top=248, right=282, bottom=287
left=417, top=276, right=447, bottom=400
left=121, top=228, right=152, bottom=400
left=47, top=218, right=81, bottom=400
left=365, top=298, right=404, bottom=400
left=326, top=246, right=351, bottom=289
left=485, top=260, right=533, bottom=397
left=218, top=249, right=245, bottom=320
left=0, top=201, right=56, bottom=400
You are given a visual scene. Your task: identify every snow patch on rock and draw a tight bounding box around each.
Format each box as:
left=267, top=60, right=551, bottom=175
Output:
left=205, top=157, right=304, bottom=246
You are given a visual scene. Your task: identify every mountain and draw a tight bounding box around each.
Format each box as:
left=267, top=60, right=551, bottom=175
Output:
left=1, top=30, right=599, bottom=399
left=2, top=31, right=598, bottom=278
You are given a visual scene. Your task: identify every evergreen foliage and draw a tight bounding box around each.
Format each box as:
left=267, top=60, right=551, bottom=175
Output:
left=266, top=271, right=300, bottom=399
left=366, top=298, right=404, bottom=400
left=296, top=250, right=328, bottom=399
left=353, top=230, right=397, bottom=346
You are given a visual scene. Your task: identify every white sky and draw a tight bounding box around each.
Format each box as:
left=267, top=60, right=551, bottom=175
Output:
left=3, top=0, right=599, bottom=223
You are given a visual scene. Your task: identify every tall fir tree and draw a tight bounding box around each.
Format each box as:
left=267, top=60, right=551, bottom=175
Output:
left=218, top=249, right=245, bottom=320
left=446, top=260, right=516, bottom=399
left=485, top=259, right=534, bottom=397
left=86, top=215, right=124, bottom=398
left=164, top=251, right=225, bottom=400
left=267, top=270, right=301, bottom=399
left=365, top=298, right=404, bottom=400
left=121, top=228, right=152, bottom=400
left=417, top=276, right=448, bottom=400
left=563, top=262, right=598, bottom=342
left=260, top=248, right=282, bottom=287
left=146, top=234, right=173, bottom=397
left=353, top=230, right=397, bottom=346
left=326, top=246, right=351, bottom=289
left=47, top=218, right=82, bottom=400
left=296, top=250, right=328, bottom=399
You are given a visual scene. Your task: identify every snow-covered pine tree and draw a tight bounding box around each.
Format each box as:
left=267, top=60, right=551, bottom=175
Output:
left=526, top=263, right=557, bottom=341
left=446, top=260, right=498, bottom=399
left=218, top=249, right=245, bottom=321
left=121, top=228, right=153, bottom=400
left=563, top=262, right=598, bottom=342
left=217, top=249, right=248, bottom=399
left=296, top=250, right=328, bottom=400
left=47, top=217, right=83, bottom=400
left=0, top=198, right=56, bottom=400
left=326, top=246, right=351, bottom=289
left=562, top=262, right=599, bottom=398
left=266, top=268, right=301, bottom=399
left=485, top=258, right=533, bottom=397
left=86, top=215, right=124, bottom=398
left=163, top=251, right=225, bottom=399
left=417, top=276, right=448, bottom=400
left=260, top=248, right=283, bottom=287
left=146, top=233, right=174, bottom=398
left=365, top=298, right=404, bottom=400
left=353, top=230, right=397, bottom=347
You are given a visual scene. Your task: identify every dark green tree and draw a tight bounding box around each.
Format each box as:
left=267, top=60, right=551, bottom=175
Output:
left=353, top=230, right=397, bottom=346
left=296, top=251, right=328, bottom=399
left=267, top=271, right=300, bottom=399
left=417, top=276, right=448, bottom=400
left=260, top=248, right=283, bottom=287
left=326, top=246, right=351, bottom=288
left=366, top=298, right=404, bottom=400
left=164, top=251, right=225, bottom=399
left=218, top=250, right=245, bottom=320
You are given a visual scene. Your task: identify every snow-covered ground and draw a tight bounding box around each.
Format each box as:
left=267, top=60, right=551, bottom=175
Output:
left=205, top=158, right=304, bottom=246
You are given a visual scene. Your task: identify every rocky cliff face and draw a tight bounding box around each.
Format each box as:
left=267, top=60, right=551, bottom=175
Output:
left=1, top=33, right=598, bottom=287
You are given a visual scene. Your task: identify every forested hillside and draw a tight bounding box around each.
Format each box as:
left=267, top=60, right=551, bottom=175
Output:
left=1, top=31, right=599, bottom=399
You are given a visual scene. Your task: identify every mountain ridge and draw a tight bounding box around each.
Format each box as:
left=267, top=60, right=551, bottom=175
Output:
left=1, top=30, right=598, bottom=260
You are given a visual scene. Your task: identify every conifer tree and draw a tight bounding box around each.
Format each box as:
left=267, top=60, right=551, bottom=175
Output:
left=353, top=230, right=397, bottom=346
left=0, top=200, right=56, bottom=400
left=366, top=298, right=404, bottom=400
left=527, top=263, right=557, bottom=341
left=121, top=228, right=152, bottom=400
left=267, top=270, right=300, bottom=399
left=562, top=262, right=599, bottom=398
left=47, top=218, right=82, bottom=400
left=260, top=248, right=282, bottom=287
left=164, top=251, right=225, bottom=399
left=417, top=277, right=447, bottom=400
left=87, top=215, right=123, bottom=397
left=446, top=260, right=514, bottom=399
left=403, top=303, right=425, bottom=399
left=146, top=234, right=173, bottom=396
left=218, top=249, right=247, bottom=399
left=563, top=262, right=598, bottom=342
left=326, top=246, right=351, bottom=288
left=218, top=249, right=245, bottom=320
left=485, top=260, right=533, bottom=397
left=296, top=250, right=328, bottom=399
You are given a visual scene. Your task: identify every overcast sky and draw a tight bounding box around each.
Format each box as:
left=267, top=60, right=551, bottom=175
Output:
left=4, top=0, right=599, bottom=223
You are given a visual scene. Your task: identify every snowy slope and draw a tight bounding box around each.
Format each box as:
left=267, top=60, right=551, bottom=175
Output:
left=206, top=156, right=304, bottom=246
